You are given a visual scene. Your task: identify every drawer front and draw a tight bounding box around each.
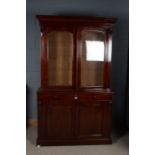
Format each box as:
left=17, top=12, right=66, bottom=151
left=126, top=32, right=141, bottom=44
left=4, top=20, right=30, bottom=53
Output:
left=78, top=93, right=113, bottom=101
left=38, top=92, right=75, bottom=102
left=38, top=92, right=113, bottom=102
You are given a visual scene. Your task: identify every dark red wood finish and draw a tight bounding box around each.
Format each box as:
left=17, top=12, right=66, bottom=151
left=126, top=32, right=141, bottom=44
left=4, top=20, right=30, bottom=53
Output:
left=36, top=15, right=117, bottom=146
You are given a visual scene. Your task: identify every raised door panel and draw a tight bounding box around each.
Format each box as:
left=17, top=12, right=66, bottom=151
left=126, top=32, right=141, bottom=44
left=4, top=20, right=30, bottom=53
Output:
left=46, top=102, right=73, bottom=139
left=38, top=101, right=74, bottom=140
left=77, top=101, right=112, bottom=139
left=78, top=102, right=103, bottom=138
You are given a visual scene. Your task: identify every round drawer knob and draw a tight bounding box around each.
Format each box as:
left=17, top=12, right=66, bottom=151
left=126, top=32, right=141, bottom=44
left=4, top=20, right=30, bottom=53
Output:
left=74, top=96, right=78, bottom=100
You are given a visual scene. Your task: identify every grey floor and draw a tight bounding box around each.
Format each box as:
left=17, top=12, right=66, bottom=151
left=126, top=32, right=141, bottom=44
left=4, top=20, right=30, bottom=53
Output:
left=26, top=127, right=129, bottom=155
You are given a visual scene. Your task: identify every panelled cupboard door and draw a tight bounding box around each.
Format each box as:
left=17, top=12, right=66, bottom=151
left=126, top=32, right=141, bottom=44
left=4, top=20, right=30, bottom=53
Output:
left=38, top=101, right=75, bottom=140
left=77, top=101, right=112, bottom=139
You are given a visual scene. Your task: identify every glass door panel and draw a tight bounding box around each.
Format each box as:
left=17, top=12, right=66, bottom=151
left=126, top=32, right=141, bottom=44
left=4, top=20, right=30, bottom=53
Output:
left=81, top=30, right=105, bottom=87
left=47, top=31, right=73, bottom=86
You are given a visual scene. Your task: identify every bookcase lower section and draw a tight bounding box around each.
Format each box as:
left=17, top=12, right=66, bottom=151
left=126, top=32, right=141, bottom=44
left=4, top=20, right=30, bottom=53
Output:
left=37, top=90, right=113, bottom=146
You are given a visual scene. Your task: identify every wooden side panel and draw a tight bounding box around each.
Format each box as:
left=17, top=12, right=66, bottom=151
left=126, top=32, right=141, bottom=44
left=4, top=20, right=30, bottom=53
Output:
left=103, top=101, right=112, bottom=138
left=38, top=103, right=46, bottom=139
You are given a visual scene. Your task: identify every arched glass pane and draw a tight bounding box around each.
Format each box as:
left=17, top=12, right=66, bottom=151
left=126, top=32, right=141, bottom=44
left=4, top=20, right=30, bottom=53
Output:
left=81, top=30, right=105, bottom=87
left=47, top=31, right=73, bottom=86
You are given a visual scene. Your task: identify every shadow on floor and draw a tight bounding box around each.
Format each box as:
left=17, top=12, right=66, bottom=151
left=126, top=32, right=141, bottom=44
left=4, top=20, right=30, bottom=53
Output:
left=112, top=127, right=129, bottom=148
left=26, top=126, right=37, bottom=146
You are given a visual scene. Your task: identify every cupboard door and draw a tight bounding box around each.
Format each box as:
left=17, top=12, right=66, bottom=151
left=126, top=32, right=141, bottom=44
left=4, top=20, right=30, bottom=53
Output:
left=77, top=101, right=112, bottom=139
left=38, top=101, right=74, bottom=139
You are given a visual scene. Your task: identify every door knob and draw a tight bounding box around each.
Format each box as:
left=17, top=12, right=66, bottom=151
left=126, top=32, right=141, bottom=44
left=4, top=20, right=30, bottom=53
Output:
left=74, top=96, right=78, bottom=100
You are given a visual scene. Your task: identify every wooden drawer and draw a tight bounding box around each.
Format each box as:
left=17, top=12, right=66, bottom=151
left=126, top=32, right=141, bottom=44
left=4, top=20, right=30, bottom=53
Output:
left=38, top=92, right=113, bottom=102
left=77, top=93, right=112, bottom=101
left=38, top=92, right=75, bottom=102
